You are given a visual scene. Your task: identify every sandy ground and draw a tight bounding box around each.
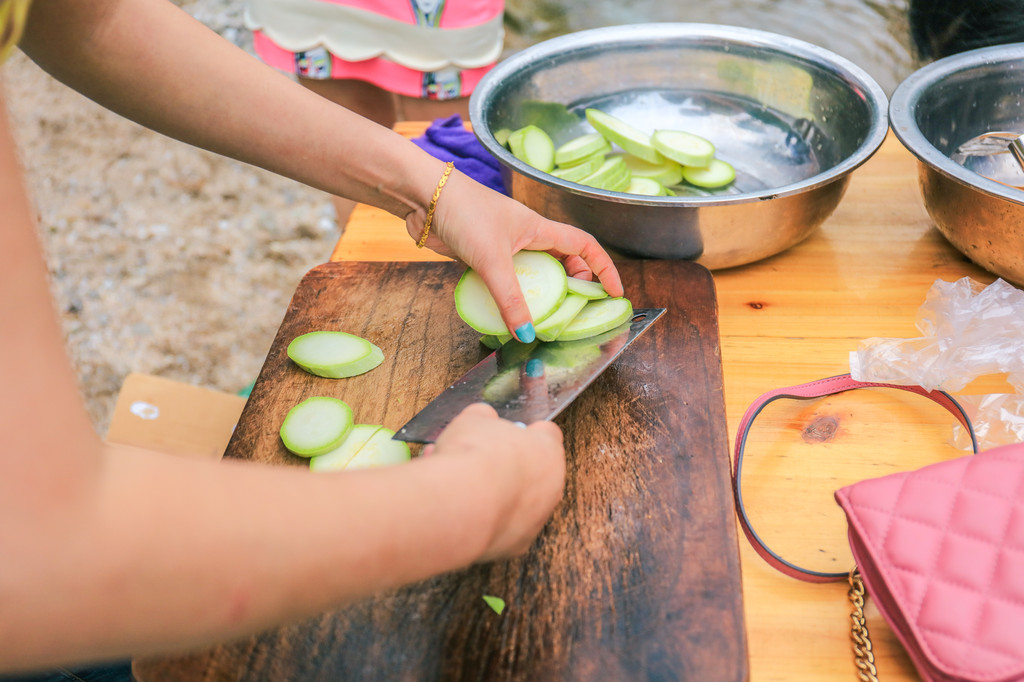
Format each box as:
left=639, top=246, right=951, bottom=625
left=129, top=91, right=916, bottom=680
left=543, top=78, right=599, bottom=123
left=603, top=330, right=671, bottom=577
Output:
left=4, top=2, right=337, bottom=434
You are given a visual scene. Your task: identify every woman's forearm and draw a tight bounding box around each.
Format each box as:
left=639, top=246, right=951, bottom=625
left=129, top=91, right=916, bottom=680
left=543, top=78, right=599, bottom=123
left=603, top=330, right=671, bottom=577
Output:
left=1, top=85, right=566, bottom=673
left=1, top=442, right=496, bottom=671
left=0, top=99, right=493, bottom=670
left=18, top=0, right=445, bottom=220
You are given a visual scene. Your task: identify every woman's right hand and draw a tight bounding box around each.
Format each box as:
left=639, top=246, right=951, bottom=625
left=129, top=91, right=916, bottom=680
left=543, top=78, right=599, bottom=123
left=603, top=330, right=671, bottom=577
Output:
left=430, top=403, right=566, bottom=561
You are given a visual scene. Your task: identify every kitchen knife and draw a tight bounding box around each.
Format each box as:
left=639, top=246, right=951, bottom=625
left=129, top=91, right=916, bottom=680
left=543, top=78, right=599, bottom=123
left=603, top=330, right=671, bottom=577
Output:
left=394, top=308, right=666, bottom=443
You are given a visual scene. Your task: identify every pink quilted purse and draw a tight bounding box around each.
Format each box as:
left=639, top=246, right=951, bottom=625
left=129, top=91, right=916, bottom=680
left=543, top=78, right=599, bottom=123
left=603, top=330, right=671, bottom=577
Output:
left=732, top=375, right=1024, bottom=681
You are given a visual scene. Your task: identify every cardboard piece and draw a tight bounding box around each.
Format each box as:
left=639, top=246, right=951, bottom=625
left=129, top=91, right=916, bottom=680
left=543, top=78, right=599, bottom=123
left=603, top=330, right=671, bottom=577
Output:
left=105, top=373, right=245, bottom=460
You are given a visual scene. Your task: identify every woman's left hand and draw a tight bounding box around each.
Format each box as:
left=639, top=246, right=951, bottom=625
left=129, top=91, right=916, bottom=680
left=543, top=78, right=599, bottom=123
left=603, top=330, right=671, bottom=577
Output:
left=408, top=167, right=624, bottom=342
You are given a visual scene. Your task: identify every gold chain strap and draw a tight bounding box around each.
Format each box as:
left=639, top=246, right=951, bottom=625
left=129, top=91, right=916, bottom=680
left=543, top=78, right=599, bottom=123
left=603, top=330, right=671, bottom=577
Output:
left=848, top=569, right=880, bottom=682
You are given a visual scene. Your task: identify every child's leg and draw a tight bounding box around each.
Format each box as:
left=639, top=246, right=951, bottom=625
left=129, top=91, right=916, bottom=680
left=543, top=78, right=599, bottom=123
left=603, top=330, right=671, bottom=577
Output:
left=297, top=77, right=399, bottom=227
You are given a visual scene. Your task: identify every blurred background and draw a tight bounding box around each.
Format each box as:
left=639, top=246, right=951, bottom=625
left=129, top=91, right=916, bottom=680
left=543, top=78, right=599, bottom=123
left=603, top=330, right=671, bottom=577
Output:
left=501, top=0, right=914, bottom=93
left=0, top=0, right=972, bottom=432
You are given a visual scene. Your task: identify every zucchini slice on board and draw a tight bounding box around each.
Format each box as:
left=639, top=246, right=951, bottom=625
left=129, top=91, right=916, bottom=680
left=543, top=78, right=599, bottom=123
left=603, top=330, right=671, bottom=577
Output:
left=279, top=396, right=354, bottom=457
left=287, top=331, right=384, bottom=378
left=454, top=250, right=568, bottom=336
left=344, top=426, right=410, bottom=469
left=309, top=424, right=410, bottom=472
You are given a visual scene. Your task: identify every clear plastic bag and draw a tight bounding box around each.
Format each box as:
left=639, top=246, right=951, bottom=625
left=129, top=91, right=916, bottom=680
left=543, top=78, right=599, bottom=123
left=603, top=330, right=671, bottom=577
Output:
left=849, top=277, right=1024, bottom=450
left=948, top=393, right=1024, bottom=450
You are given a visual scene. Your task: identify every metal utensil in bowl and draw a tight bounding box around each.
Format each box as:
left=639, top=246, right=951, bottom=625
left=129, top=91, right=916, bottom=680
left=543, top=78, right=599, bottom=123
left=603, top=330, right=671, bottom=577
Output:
left=469, top=23, right=889, bottom=269
left=951, top=131, right=1024, bottom=189
left=889, top=43, right=1024, bottom=287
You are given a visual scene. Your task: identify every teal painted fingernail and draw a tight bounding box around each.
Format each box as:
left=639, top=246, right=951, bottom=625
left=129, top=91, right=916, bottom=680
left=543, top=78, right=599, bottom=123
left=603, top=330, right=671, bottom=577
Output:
left=514, top=322, right=536, bottom=343
left=526, top=358, right=544, bottom=377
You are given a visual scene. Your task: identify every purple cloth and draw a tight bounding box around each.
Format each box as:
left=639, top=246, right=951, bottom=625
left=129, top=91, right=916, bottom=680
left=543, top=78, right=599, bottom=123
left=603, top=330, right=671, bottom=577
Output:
left=412, top=114, right=508, bottom=195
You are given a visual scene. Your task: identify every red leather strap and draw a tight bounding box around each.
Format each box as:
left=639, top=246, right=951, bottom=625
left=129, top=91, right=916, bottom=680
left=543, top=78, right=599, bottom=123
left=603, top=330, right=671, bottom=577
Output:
left=731, top=373, right=978, bottom=583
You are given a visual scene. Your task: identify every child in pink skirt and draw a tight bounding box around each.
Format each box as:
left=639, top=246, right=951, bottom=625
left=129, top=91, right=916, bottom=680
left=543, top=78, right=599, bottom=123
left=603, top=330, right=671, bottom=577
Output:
left=245, top=0, right=505, bottom=222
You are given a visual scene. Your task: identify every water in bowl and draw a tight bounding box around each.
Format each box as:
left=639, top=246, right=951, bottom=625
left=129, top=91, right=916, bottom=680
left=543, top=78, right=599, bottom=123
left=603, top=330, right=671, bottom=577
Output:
left=576, top=90, right=828, bottom=197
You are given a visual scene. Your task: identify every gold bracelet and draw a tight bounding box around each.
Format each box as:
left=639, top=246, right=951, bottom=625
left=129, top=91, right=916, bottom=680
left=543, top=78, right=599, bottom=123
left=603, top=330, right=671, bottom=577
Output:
left=417, top=161, right=455, bottom=248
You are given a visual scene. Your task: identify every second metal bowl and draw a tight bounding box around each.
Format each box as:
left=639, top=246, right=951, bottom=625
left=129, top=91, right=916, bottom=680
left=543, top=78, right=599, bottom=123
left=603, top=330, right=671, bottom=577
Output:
left=889, top=43, right=1024, bottom=287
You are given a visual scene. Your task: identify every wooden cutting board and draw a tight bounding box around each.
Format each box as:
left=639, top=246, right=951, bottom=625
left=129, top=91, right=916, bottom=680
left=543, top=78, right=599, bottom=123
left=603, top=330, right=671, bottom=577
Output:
left=134, top=259, right=748, bottom=682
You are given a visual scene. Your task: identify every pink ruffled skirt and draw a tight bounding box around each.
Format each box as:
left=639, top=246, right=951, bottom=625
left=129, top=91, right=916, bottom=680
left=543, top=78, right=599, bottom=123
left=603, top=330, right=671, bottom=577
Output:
left=249, top=0, right=503, bottom=100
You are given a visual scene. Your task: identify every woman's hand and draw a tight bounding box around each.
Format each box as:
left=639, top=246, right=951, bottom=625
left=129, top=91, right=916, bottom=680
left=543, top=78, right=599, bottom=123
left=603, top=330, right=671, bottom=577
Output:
left=408, top=168, right=624, bottom=342
left=429, top=403, right=566, bottom=561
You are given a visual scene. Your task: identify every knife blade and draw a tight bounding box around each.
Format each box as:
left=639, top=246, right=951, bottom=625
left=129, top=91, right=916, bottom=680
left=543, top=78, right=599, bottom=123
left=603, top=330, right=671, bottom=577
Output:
left=394, top=308, right=666, bottom=443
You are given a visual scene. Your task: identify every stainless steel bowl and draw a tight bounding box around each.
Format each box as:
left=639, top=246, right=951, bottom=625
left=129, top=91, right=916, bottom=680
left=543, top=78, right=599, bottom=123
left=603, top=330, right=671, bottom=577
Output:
left=889, top=44, right=1024, bottom=287
left=469, top=23, right=888, bottom=268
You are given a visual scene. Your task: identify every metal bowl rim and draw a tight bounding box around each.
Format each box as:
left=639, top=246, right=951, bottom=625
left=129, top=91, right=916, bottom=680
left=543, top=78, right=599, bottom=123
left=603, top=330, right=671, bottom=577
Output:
left=470, top=22, right=889, bottom=207
left=889, top=42, right=1024, bottom=206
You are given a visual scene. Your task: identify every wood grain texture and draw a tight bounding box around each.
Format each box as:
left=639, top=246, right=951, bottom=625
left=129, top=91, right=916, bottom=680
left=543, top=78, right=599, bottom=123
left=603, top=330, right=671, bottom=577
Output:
left=134, top=260, right=747, bottom=682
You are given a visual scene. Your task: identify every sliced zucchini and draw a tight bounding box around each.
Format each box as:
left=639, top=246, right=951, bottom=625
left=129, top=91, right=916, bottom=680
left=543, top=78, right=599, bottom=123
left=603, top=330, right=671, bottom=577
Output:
left=287, top=331, right=384, bottom=378
left=619, top=153, right=684, bottom=187
left=482, top=595, right=506, bottom=615
left=280, top=396, right=354, bottom=457
left=345, top=427, right=410, bottom=469
left=535, top=293, right=589, bottom=342
left=454, top=250, right=567, bottom=335
left=308, top=423, right=382, bottom=472
left=554, top=133, right=612, bottom=167
left=566, top=276, right=609, bottom=300
left=626, top=177, right=667, bottom=196
left=585, top=108, right=663, bottom=164
left=493, top=128, right=513, bottom=148
left=579, top=155, right=629, bottom=191
left=553, top=320, right=632, bottom=350
left=309, top=424, right=410, bottom=472
left=550, top=154, right=605, bottom=182
left=605, top=165, right=631, bottom=192
left=507, top=125, right=556, bottom=173
left=557, top=297, right=634, bottom=342
left=681, top=158, right=736, bottom=188
left=651, top=130, right=716, bottom=168
left=344, top=428, right=407, bottom=471
left=480, top=333, right=513, bottom=349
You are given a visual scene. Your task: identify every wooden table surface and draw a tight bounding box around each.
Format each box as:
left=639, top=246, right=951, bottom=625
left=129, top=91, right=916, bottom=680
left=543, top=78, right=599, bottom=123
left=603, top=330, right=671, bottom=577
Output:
left=330, top=123, right=1009, bottom=681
